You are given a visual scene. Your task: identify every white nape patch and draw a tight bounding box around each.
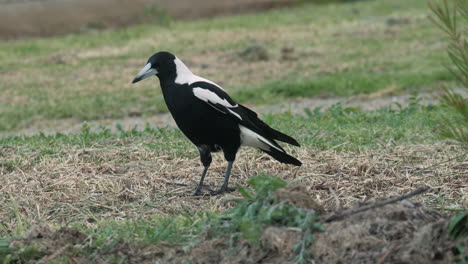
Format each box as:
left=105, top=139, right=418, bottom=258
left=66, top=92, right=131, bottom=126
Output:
left=193, top=88, right=238, bottom=108
left=239, top=125, right=284, bottom=152
left=174, top=57, right=223, bottom=89
left=173, top=57, right=193, bottom=84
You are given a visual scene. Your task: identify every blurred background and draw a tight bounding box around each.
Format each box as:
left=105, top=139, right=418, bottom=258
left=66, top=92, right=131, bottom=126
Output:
left=1, top=0, right=301, bottom=39
left=0, top=0, right=459, bottom=136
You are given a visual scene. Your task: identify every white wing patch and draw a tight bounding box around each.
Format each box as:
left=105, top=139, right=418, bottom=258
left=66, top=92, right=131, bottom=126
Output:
left=239, top=125, right=284, bottom=152
left=193, top=88, right=242, bottom=120
left=174, top=57, right=222, bottom=89
left=193, top=87, right=238, bottom=108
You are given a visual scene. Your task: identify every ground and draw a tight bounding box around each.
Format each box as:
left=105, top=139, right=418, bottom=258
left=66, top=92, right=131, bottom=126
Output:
left=0, top=0, right=467, bottom=263
left=0, top=0, right=293, bottom=39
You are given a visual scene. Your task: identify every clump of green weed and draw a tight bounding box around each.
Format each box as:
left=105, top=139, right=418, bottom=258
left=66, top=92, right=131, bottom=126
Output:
left=449, top=212, right=468, bottom=264
left=206, top=174, right=324, bottom=263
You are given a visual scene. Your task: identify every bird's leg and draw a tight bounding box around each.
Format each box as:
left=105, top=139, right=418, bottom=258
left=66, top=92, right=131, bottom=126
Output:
left=194, top=146, right=212, bottom=196
left=221, top=161, right=234, bottom=192
left=211, top=161, right=235, bottom=195
left=194, top=166, right=209, bottom=196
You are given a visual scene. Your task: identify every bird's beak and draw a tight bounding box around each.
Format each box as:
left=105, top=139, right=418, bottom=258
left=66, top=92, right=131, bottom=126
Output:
left=132, top=63, right=158, bottom=83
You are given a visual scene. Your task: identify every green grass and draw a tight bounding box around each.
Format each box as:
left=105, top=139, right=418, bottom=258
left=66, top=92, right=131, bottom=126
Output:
left=0, top=0, right=456, bottom=131
left=0, top=103, right=451, bottom=156
left=234, top=68, right=453, bottom=103
left=0, top=210, right=208, bottom=263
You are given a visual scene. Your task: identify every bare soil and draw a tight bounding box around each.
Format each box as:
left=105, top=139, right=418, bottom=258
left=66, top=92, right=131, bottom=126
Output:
left=0, top=0, right=293, bottom=39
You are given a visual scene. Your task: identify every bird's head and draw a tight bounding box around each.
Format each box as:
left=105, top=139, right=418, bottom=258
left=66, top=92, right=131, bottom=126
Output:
left=132, top=51, right=177, bottom=84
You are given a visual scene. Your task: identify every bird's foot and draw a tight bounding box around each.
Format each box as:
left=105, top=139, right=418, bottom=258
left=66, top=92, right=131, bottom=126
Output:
left=210, top=186, right=236, bottom=195
left=193, top=185, right=205, bottom=196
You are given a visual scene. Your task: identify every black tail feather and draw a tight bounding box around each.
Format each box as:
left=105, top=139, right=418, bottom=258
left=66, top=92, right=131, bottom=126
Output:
left=265, top=126, right=300, bottom=147
left=262, top=148, right=302, bottom=166
left=240, top=105, right=300, bottom=147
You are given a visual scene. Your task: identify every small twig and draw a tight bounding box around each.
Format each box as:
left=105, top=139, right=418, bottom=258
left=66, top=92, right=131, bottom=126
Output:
left=323, top=186, right=429, bottom=223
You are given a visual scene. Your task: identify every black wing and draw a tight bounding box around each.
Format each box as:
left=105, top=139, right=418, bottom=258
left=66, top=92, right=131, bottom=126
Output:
left=191, top=81, right=300, bottom=147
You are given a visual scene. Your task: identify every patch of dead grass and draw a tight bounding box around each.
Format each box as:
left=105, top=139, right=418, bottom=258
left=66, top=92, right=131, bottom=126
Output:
left=0, top=143, right=466, bottom=236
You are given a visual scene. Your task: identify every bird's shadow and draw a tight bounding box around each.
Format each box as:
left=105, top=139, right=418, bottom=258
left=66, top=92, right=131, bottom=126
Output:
left=162, top=182, right=216, bottom=198
left=162, top=182, right=237, bottom=198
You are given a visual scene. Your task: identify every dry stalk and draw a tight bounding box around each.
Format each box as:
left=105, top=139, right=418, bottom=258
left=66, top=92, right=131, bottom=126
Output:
left=323, top=186, right=430, bottom=222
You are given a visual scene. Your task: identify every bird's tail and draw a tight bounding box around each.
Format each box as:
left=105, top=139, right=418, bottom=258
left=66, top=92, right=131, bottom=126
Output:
left=261, top=148, right=302, bottom=166
left=240, top=105, right=300, bottom=146
left=264, top=125, right=300, bottom=147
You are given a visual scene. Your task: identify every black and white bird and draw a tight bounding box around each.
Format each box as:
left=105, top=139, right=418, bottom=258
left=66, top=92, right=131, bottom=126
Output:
left=132, top=51, right=301, bottom=195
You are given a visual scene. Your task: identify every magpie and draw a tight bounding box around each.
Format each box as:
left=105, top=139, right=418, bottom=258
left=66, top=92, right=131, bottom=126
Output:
left=132, top=51, right=301, bottom=195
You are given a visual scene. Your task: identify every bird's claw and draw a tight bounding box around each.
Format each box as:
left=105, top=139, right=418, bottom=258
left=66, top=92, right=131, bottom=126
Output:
left=210, top=186, right=236, bottom=195
left=193, top=185, right=204, bottom=196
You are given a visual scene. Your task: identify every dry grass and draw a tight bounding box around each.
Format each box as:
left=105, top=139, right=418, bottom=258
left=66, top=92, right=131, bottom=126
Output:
left=0, top=142, right=466, bottom=236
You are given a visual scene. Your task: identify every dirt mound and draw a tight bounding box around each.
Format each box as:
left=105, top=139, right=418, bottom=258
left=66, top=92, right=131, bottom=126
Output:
left=167, top=204, right=454, bottom=264
left=8, top=224, right=88, bottom=262
left=7, top=224, right=177, bottom=263
left=160, top=185, right=460, bottom=263
left=313, top=203, right=451, bottom=264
